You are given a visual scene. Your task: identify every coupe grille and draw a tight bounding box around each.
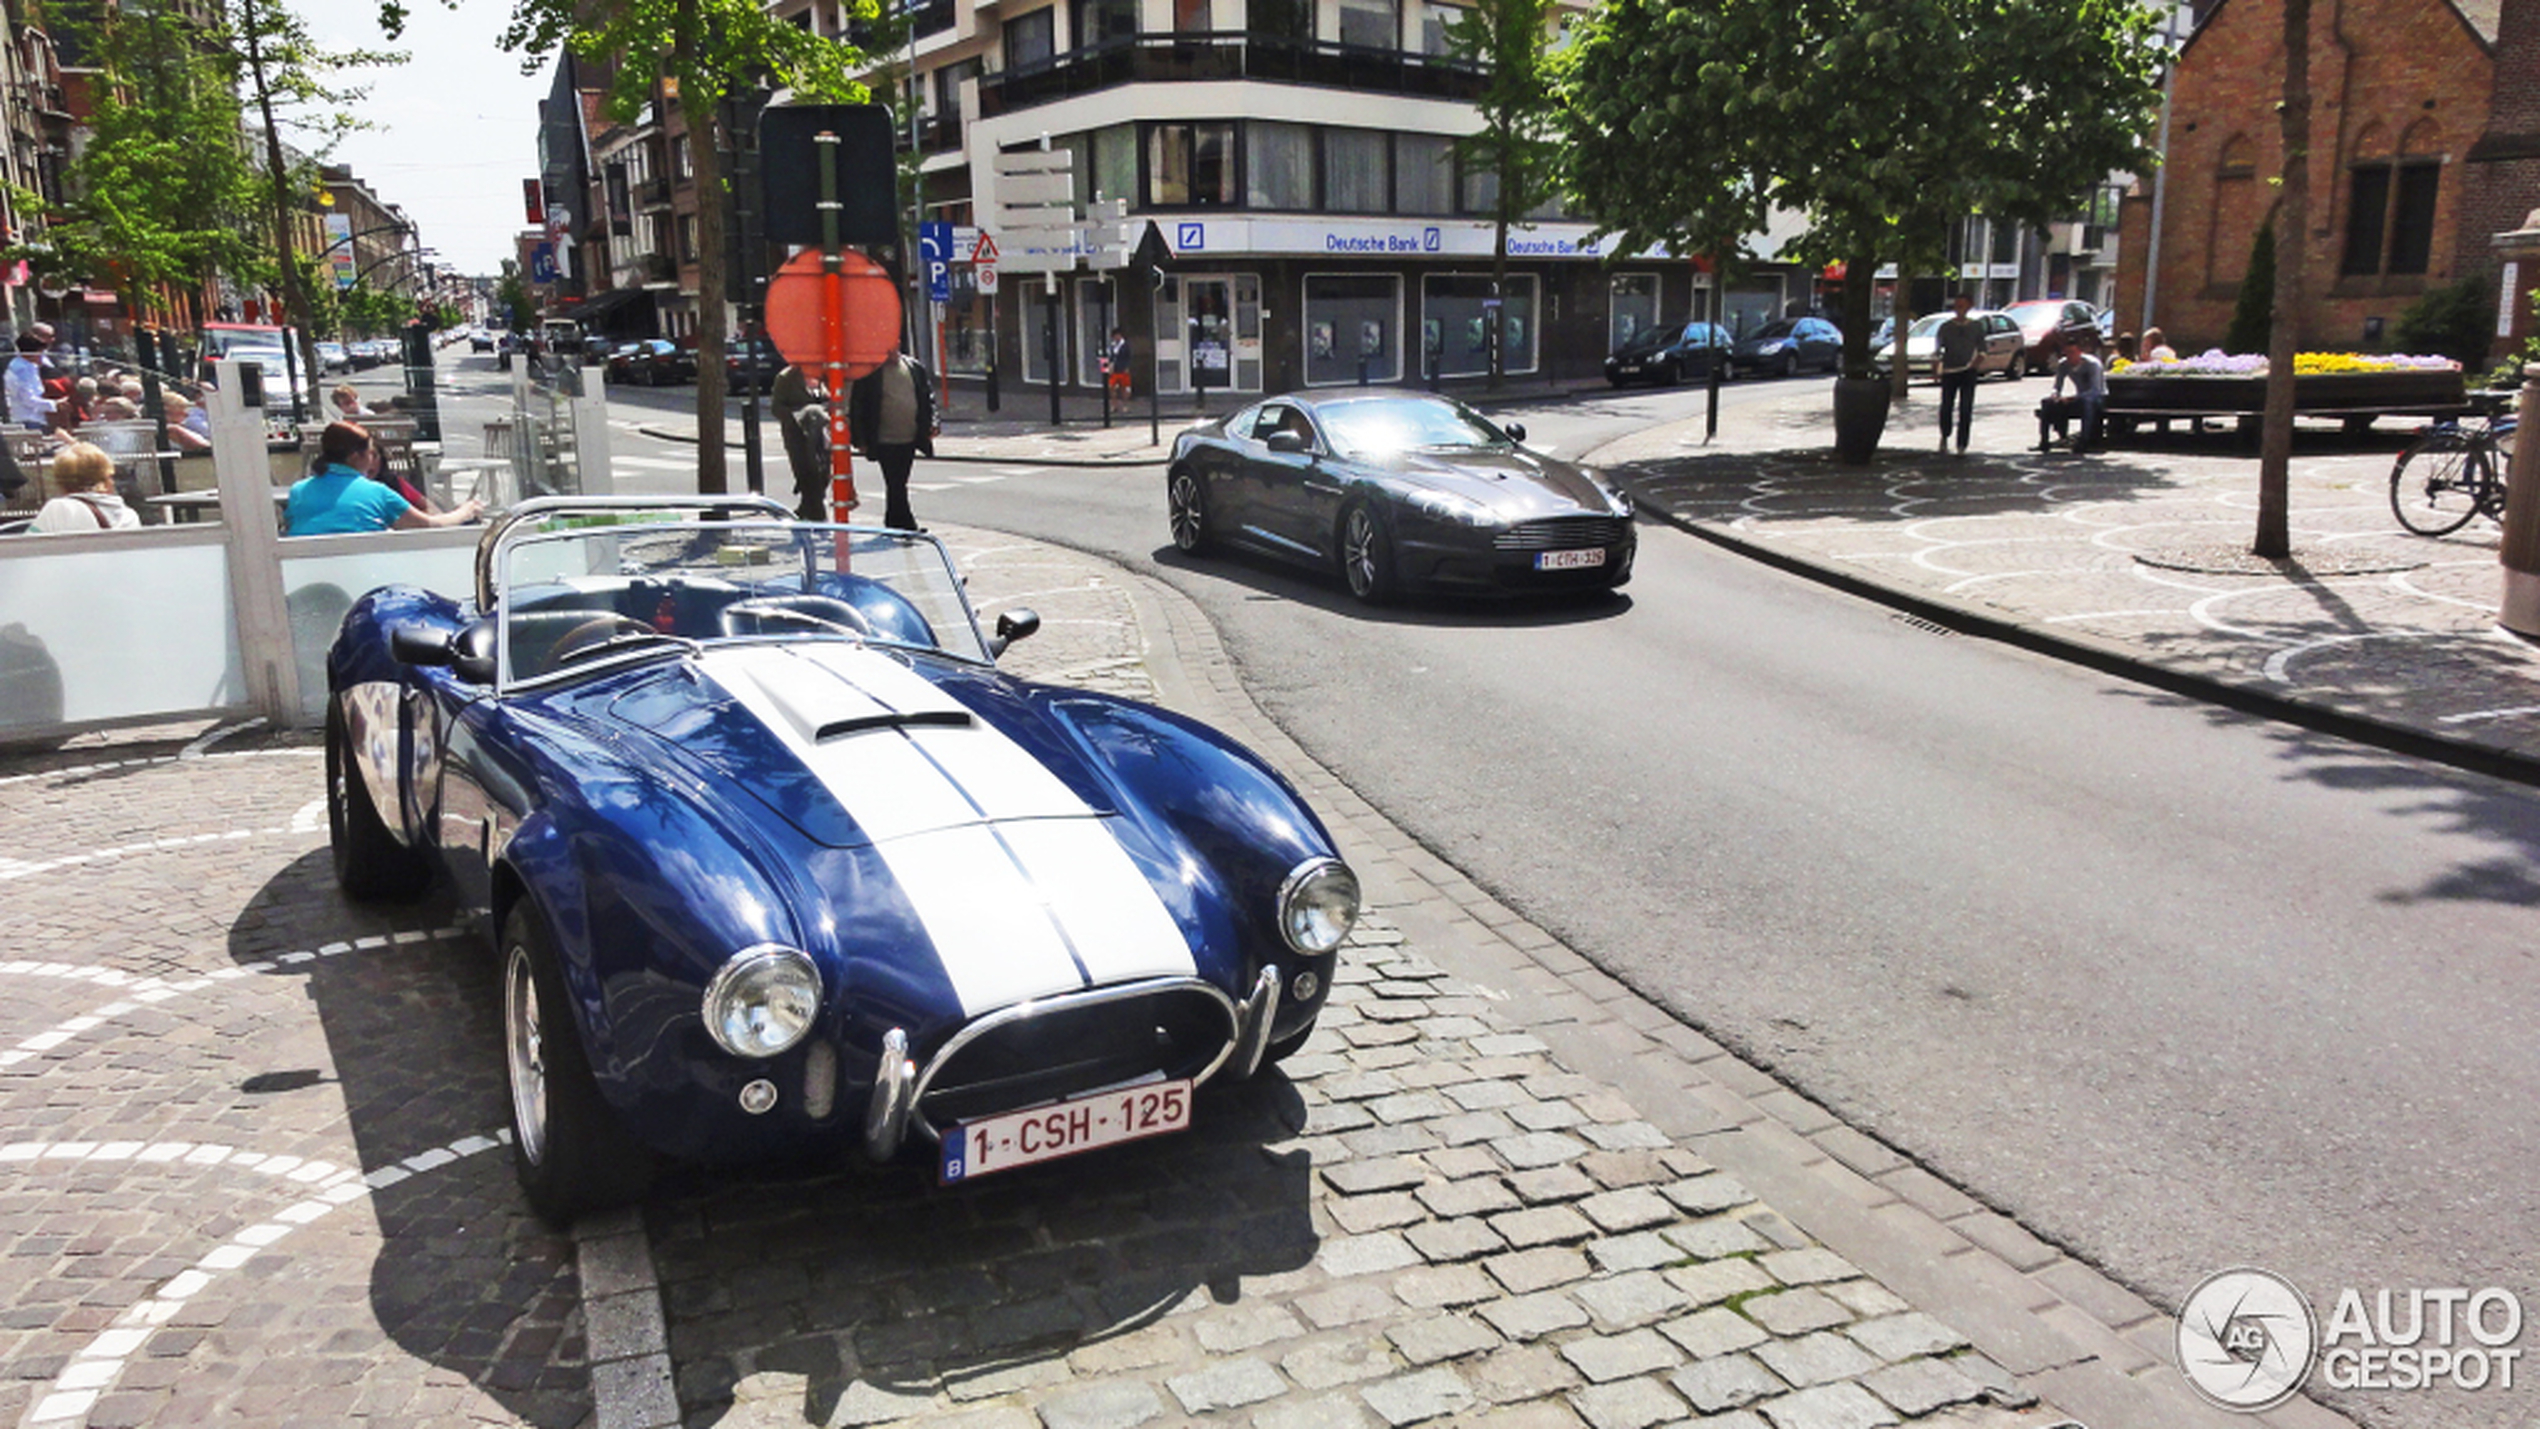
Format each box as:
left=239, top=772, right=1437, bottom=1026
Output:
left=1494, top=516, right=1631, bottom=551
left=917, top=985, right=1235, bottom=1129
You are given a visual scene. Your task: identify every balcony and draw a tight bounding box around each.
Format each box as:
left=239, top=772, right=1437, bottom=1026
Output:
left=979, top=33, right=1486, bottom=117
left=637, top=176, right=673, bottom=210
left=917, top=112, right=963, bottom=155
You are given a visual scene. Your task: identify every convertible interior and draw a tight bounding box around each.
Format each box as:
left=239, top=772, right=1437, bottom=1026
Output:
left=500, top=575, right=939, bottom=682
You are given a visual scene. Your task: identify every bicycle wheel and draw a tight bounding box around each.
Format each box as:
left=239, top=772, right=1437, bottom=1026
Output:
left=2390, top=432, right=2484, bottom=536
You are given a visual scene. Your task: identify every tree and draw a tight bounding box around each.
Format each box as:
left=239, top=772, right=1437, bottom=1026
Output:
left=2224, top=222, right=2275, bottom=355
left=1561, top=0, right=2163, bottom=453
left=8, top=3, right=267, bottom=319
left=230, top=0, right=400, bottom=418
left=2253, top=0, right=2309, bottom=559
left=496, top=261, right=537, bottom=334
left=2393, top=271, right=2494, bottom=369
left=494, top=0, right=869, bottom=495
left=1443, top=0, right=1564, bottom=389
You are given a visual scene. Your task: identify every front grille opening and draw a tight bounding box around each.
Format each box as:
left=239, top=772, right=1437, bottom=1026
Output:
left=920, top=990, right=1232, bottom=1127
left=1495, top=516, right=1631, bottom=551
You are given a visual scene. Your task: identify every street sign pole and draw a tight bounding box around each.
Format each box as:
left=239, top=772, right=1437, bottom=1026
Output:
left=1099, top=281, right=1112, bottom=429
left=817, top=129, right=858, bottom=561
left=1046, top=276, right=1061, bottom=430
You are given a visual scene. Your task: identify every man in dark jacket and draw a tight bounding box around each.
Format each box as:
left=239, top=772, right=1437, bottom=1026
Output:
left=848, top=350, right=936, bottom=531
left=773, top=365, right=832, bottom=521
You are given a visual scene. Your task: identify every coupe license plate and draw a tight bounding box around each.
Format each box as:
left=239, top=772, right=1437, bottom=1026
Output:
left=940, top=1079, right=1192, bottom=1183
left=1536, top=547, right=1608, bottom=572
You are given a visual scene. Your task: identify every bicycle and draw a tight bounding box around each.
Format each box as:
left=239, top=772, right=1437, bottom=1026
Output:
left=2389, top=393, right=2516, bottom=536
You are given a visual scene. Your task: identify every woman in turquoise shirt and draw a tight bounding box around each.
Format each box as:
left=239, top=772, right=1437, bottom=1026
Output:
left=285, top=422, right=482, bottom=535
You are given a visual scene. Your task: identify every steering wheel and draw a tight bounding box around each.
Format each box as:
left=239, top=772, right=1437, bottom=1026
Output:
left=550, top=615, right=665, bottom=666
left=718, top=596, right=877, bottom=639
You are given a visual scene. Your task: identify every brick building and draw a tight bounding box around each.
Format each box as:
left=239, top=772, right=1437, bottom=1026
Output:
left=2115, top=0, right=2533, bottom=357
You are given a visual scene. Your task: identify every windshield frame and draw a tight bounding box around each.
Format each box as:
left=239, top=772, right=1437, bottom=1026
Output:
left=491, top=518, right=995, bottom=693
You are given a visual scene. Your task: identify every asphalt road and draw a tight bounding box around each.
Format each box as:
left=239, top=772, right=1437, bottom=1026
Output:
left=419, top=351, right=2536, bottom=1429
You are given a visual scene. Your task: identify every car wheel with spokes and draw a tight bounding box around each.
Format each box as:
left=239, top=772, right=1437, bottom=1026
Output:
left=503, top=903, right=655, bottom=1228
left=1168, top=466, right=1212, bottom=554
left=1339, top=502, right=1397, bottom=604
left=326, top=700, right=428, bottom=902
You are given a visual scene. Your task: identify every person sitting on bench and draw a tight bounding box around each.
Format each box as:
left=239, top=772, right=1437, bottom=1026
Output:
left=2037, top=333, right=2108, bottom=454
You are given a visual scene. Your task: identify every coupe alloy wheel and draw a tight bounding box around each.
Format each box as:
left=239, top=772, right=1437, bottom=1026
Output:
left=1168, top=470, right=1209, bottom=553
left=505, top=943, right=549, bottom=1167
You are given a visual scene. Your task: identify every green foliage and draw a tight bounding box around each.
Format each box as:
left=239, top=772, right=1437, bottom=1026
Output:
left=8, top=3, right=267, bottom=302
left=2392, top=270, right=2496, bottom=368
left=2225, top=222, right=2274, bottom=355
left=496, top=262, right=536, bottom=333
left=1442, top=0, right=1565, bottom=225
left=1559, top=0, right=2165, bottom=377
left=498, top=0, right=868, bottom=120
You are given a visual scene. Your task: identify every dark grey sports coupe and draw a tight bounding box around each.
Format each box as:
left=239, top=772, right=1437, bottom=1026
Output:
left=1166, top=391, right=1637, bottom=602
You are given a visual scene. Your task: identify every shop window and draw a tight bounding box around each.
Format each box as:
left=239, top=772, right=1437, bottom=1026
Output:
left=1609, top=273, right=1659, bottom=351
left=1149, top=123, right=1235, bottom=206
left=1340, top=0, right=1397, bottom=48
left=1421, top=273, right=1536, bottom=378
left=1396, top=134, right=1453, bottom=214
left=1323, top=130, right=1390, bottom=214
left=1248, top=122, right=1313, bottom=210
left=1306, top=274, right=1402, bottom=385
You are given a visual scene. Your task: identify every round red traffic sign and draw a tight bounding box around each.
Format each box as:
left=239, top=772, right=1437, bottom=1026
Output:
left=764, top=248, right=903, bottom=380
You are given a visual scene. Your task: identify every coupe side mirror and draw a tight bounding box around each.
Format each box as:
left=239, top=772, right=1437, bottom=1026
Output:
left=989, top=607, right=1041, bottom=658
left=1264, top=430, right=1309, bottom=454
left=1502, top=421, right=1527, bottom=444
left=391, top=624, right=455, bottom=667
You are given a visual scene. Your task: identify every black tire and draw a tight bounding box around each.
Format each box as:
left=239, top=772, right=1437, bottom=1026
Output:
left=1167, top=465, right=1212, bottom=554
left=2390, top=434, right=2485, bottom=536
left=326, top=700, right=429, bottom=903
left=502, top=903, right=656, bottom=1228
left=1338, top=501, right=1397, bottom=604
left=1780, top=350, right=1799, bottom=379
left=1662, top=360, right=1682, bottom=386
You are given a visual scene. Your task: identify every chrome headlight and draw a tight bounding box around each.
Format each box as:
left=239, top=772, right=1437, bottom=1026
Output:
left=1406, top=488, right=1497, bottom=527
left=1278, top=858, right=1360, bottom=955
left=702, top=945, right=822, bottom=1058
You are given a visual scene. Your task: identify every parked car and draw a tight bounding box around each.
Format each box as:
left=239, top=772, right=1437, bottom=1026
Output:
left=470, top=328, right=497, bottom=353
left=1604, top=321, right=1731, bottom=387
left=1167, top=390, right=1636, bottom=603
left=2003, top=299, right=2103, bottom=376
left=1727, top=316, right=1843, bottom=379
left=726, top=335, right=784, bottom=392
left=1871, top=310, right=2025, bottom=380
left=315, top=341, right=352, bottom=375
left=325, top=495, right=1356, bottom=1223
left=605, top=338, right=696, bottom=386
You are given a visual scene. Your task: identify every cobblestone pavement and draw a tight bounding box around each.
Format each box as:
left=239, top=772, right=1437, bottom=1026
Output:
left=1584, top=383, right=2540, bottom=770
left=2, top=520, right=2358, bottom=1429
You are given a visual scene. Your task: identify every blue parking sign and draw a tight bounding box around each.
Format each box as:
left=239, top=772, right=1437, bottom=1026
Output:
left=918, top=222, right=953, bottom=303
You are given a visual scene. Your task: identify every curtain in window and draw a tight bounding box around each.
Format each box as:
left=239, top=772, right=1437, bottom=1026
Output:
left=1248, top=123, right=1313, bottom=210
left=1324, top=129, right=1390, bottom=213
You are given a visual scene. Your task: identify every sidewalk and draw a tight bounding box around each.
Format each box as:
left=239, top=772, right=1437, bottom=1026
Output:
left=1584, top=379, right=2540, bottom=780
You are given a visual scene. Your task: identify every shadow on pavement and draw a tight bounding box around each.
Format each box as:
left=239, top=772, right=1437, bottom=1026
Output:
left=1612, top=446, right=2187, bottom=524
left=647, top=1073, right=1318, bottom=1424
left=230, top=854, right=590, bottom=1429
left=1147, top=542, right=1636, bottom=629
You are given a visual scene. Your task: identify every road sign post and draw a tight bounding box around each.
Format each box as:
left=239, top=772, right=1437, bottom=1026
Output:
left=817, top=130, right=858, bottom=539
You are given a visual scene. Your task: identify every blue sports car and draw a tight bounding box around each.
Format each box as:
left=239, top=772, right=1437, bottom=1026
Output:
left=325, top=496, right=1358, bottom=1225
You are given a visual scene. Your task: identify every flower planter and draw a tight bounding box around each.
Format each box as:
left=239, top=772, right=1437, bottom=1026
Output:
left=2103, top=368, right=2465, bottom=416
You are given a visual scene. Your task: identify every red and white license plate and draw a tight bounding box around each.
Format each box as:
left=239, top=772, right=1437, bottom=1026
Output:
left=1536, top=547, right=1608, bottom=571
left=940, top=1079, right=1192, bottom=1183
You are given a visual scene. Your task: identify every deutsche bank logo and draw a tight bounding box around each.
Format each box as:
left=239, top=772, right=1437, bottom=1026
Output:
left=1177, top=222, right=1205, bottom=251
left=1423, top=227, right=1442, bottom=253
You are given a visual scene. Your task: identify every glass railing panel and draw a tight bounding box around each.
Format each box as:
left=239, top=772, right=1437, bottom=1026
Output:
left=0, top=528, right=238, bottom=734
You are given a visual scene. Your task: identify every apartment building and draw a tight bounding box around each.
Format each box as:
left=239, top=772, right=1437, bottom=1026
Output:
left=769, top=0, right=1750, bottom=397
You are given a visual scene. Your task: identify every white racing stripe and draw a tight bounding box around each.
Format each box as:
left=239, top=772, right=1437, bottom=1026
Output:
left=698, top=644, right=1197, bottom=1014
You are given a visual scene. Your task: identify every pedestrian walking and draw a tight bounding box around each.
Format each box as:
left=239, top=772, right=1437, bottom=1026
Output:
left=772, top=364, right=832, bottom=522
left=1106, top=328, right=1132, bottom=401
left=848, top=349, right=937, bottom=532
left=2037, top=333, right=2107, bottom=454
left=1933, top=293, right=1984, bottom=455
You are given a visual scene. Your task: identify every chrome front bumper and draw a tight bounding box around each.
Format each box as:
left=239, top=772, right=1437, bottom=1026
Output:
left=861, top=966, right=1280, bottom=1163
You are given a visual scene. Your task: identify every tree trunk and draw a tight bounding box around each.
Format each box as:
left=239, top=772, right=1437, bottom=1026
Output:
left=239, top=0, right=322, bottom=421
left=1839, top=245, right=1877, bottom=380
left=2255, top=0, right=2309, bottom=559
left=1888, top=258, right=1915, bottom=406
left=676, top=4, right=731, bottom=495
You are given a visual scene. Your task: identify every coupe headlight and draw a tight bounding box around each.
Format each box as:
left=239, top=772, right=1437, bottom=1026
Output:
left=702, top=945, right=822, bottom=1058
left=1279, top=858, right=1360, bottom=955
left=1407, top=489, right=1497, bottom=527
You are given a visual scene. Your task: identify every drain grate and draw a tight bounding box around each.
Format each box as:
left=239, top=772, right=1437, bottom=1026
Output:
left=1890, top=612, right=1957, bottom=637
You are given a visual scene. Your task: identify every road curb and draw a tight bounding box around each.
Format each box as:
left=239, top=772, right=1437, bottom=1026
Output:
left=1621, top=497, right=2540, bottom=792
left=1075, top=533, right=2361, bottom=1429
left=632, top=422, right=1170, bottom=468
